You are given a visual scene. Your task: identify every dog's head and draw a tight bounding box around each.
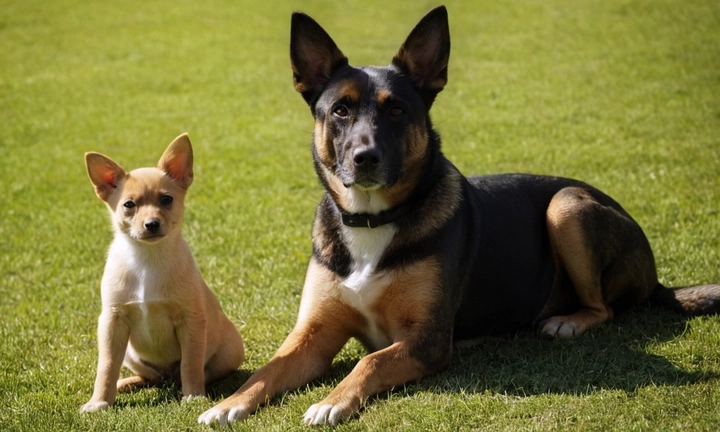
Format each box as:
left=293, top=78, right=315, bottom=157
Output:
left=85, top=133, right=194, bottom=244
left=290, top=6, right=450, bottom=214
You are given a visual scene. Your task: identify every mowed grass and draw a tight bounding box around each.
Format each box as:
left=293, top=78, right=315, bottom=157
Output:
left=1, top=0, right=719, bottom=430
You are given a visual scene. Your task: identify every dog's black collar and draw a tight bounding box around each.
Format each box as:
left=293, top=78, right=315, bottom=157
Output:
left=341, top=202, right=413, bottom=229
left=338, top=154, right=441, bottom=229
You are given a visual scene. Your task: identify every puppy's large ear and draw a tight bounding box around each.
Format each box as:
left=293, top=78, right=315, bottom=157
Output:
left=392, top=6, right=450, bottom=108
left=85, top=152, right=127, bottom=203
left=158, top=133, right=194, bottom=189
left=290, top=11, right=348, bottom=105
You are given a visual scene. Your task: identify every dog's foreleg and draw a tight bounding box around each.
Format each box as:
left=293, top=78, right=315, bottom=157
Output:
left=302, top=336, right=447, bottom=426
left=300, top=257, right=451, bottom=425
left=197, top=317, right=350, bottom=425
left=81, top=310, right=130, bottom=412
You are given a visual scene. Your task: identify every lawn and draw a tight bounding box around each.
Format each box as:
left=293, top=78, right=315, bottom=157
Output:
left=1, top=0, right=719, bottom=430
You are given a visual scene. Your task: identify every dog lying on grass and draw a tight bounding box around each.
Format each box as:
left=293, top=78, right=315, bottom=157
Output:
left=81, top=134, right=244, bottom=412
left=198, top=6, right=720, bottom=426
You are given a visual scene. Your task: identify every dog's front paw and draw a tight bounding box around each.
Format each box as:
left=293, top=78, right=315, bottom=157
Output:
left=80, top=401, right=110, bottom=413
left=303, top=402, right=353, bottom=426
left=197, top=403, right=250, bottom=426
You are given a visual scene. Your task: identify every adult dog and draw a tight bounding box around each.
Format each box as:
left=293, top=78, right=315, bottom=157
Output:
left=200, top=5, right=720, bottom=426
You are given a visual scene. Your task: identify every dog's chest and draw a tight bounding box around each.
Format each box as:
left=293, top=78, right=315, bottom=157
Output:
left=339, top=225, right=396, bottom=348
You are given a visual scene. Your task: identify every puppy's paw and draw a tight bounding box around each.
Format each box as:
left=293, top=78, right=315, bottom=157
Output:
left=80, top=401, right=110, bottom=413
left=182, top=394, right=208, bottom=404
left=303, top=402, right=352, bottom=426
left=197, top=404, right=250, bottom=426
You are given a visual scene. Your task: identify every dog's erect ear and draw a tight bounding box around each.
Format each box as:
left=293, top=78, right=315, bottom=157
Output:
left=290, top=11, right=348, bottom=105
left=158, top=133, right=194, bottom=189
left=392, top=6, right=450, bottom=107
left=85, top=152, right=127, bottom=203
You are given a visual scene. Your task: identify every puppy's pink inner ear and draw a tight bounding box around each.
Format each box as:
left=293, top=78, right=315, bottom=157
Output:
left=163, top=154, right=193, bottom=187
left=159, top=134, right=194, bottom=188
left=98, top=165, right=118, bottom=188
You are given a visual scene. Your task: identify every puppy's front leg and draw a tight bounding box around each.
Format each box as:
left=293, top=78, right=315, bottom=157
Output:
left=81, top=310, right=131, bottom=412
left=177, top=311, right=207, bottom=398
left=303, top=334, right=452, bottom=426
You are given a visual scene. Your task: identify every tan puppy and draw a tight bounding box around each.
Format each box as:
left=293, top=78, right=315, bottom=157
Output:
left=81, top=134, right=244, bottom=412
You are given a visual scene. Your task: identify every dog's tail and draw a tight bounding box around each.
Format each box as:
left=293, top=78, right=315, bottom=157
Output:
left=646, top=283, right=720, bottom=315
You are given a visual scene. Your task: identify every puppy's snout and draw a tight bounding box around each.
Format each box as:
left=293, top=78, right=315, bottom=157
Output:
left=144, top=219, right=161, bottom=233
left=353, top=146, right=382, bottom=168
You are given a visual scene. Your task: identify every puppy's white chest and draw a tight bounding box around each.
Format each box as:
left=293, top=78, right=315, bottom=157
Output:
left=102, top=236, right=169, bottom=306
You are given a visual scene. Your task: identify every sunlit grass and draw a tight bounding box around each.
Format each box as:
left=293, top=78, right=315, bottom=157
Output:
left=1, top=0, right=719, bottom=430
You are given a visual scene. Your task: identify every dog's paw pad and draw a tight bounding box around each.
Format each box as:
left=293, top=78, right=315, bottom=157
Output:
left=303, top=403, right=345, bottom=426
left=198, top=405, right=249, bottom=426
left=198, top=407, right=226, bottom=425
left=80, top=401, right=109, bottom=413
left=539, top=319, right=578, bottom=339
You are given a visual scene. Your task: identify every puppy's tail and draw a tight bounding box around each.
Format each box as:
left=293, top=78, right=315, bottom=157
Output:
left=646, top=283, right=720, bottom=315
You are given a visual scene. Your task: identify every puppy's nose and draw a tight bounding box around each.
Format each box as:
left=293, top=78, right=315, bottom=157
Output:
left=144, top=219, right=160, bottom=233
left=353, top=146, right=382, bottom=168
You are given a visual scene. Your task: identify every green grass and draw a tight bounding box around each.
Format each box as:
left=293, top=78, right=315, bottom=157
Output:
left=2, top=0, right=719, bottom=430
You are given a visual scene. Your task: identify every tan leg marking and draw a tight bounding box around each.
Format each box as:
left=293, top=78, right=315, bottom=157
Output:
left=198, top=260, right=364, bottom=425
left=541, top=188, right=612, bottom=338
left=304, top=257, right=449, bottom=425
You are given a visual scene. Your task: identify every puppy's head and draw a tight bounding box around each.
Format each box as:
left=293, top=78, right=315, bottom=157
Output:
left=85, top=133, right=194, bottom=244
left=290, top=6, right=450, bottom=212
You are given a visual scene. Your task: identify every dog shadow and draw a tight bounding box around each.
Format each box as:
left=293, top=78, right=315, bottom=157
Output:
left=328, top=309, right=716, bottom=401
left=112, top=369, right=254, bottom=409
left=415, top=309, right=716, bottom=397
left=206, top=369, right=254, bottom=399
left=194, top=310, right=715, bottom=411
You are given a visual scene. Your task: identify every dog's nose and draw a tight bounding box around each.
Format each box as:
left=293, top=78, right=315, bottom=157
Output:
left=144, top=219, right=160, bottom=233
left=353, top=146, right=382, bottom=168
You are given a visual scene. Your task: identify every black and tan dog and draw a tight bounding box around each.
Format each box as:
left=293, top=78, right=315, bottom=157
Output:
left=200, top=5, right=720, bottom=426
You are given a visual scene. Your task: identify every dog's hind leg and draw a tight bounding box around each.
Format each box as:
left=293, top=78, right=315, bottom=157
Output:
left=539, top=187, right=657, bottom=338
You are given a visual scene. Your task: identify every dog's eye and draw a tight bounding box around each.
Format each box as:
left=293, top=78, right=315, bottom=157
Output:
left=333, top=105, right=349, bottom=118
left=390, top=106, right=404, bottom=117
left=160, top=195, right=173, bottom=206
left=123, top=200, right=136, bottom=209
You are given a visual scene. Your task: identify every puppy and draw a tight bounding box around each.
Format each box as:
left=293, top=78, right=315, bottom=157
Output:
left=81, top=134, right=244, bottom=412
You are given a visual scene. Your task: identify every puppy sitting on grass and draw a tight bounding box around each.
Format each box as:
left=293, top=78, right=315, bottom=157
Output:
left=81, top=134, right=244, bottom=412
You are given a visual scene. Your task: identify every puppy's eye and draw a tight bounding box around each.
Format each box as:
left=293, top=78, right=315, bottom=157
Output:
left=333, top=105, right=349, bottom=118
left=123, top=200, right=136, bottom=209
left=160, top=195, right=173, bottom=205
left=390, top=106, right=404, bottom=117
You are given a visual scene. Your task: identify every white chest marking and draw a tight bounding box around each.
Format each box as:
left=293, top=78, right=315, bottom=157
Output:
left=104, top=235, right=171, bottom=340
left=340, top=224, right=396, bottom=348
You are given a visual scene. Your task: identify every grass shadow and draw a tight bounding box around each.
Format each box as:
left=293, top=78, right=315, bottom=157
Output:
left=174, top=309, right=718, bottom=413
left=419, top=309, right=717, bottom=397
left=206, top=369, right=254, bottom=400
left=112, top=369, right=254, bottom=409
left=311, top=309, right=717, bottom=404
